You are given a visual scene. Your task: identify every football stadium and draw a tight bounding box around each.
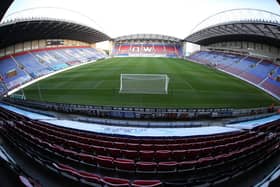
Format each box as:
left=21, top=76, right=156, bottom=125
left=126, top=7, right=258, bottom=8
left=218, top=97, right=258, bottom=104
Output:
left=0, top=0, right=280, bottom=187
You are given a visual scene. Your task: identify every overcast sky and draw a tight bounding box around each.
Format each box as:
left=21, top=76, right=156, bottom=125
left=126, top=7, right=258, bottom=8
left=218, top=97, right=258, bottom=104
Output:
left=3, top=0, right=280, bottom=39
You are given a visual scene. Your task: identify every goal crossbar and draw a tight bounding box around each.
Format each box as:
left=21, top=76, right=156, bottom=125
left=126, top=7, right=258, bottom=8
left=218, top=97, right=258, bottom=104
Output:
left=120, top=74, right=169, bottom=94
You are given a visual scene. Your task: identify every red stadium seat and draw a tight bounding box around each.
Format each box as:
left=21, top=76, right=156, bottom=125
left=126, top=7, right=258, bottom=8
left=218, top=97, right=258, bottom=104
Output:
left=168, top=144, right=182, bottom=150
left=136, top=161, right=157, bottom=173
left=197, top=156, right=215, bottom=168
left=78, top=171, right=101, bottom=186
left=127, top=138, right=140, bottom=144
left=132, top=180, right=162, bottom=187
left=140, top=144, right=154, bottom=150
left=114, top=142, right=127, bottom=149
left=191, top=142, right=206, bottom=149
left=139, top=150, right=154, bottom=161
left=158, top=161, right=177, bottom=173
left=67, top=140, right=84, bottom=151
left=126, top=143, right=139, bottom=150
left=92, top=145, right=106, bottom=155
left=101, top=176, right=130, bottom=187
left=155, top=150, right=171, bottom=161
left=80, top=144, right=95, bottom=153
left=78, top=153, right=96, bottom=165
left=114, top=158, right=135, bottom=172
left=199, top=147, right=214, bottom=157
left=52, top=163, right=80, bottom=181
left=154, top=144, right=169, bottom=150
left=214, top=145, right=228, bottom=155
left=108, top=147, right=122, bottom=158
left=61, top=149, right=79, bottom=160
left=51, top=144, right=65, bottom=155
left=178, top=160, right=197, bottom=172
left=172, top=150, right=186, bottom=161
left=181, top=143, right=193, bottom=150
left=100, top=140, right=114, bottom=148
left=122, top=150, right=138, bottom=159
left=214, top=154, right=228, bottom=164
left=186, top=149, right=200, bottom=160
left=96, top=155, right=114, bottom=169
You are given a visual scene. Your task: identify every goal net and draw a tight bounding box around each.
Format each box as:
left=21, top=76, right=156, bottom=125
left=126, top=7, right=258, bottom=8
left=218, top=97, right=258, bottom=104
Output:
left=10, top=92, right=26, bottom=100
left=119, top=74, right=169, bottom=94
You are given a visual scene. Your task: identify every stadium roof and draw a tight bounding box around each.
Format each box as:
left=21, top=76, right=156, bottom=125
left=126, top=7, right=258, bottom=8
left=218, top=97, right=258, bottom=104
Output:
left=0, top=0, right=13, bottom=22
left=185, top=9, right=280, bottom=48
left=0, top=17, right=111, bottom=49
left=114, top=34, right=182, bottom=42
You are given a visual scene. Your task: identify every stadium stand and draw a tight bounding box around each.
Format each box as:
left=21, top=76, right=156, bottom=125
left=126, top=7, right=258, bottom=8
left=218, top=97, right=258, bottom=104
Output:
left=189, top=51, right=280, bottom=98
left=0, top=56, right=32, bottom=90
left=0, top=83, right=7, bottom=95
left=14, top=52, right=53, bottom=78
left=0, top=46, right=107, bottom=94
left=113, top=34, right=184, bottom=58
left=113, top=43, right=183, bottom=57
left=0, top=106, right=279, bottom=186
left=33, top=51, right=69, bottom=71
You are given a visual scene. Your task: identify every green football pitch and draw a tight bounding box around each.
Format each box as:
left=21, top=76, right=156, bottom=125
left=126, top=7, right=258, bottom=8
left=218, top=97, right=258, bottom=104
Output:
left=21, top=57, right=279, bottom=108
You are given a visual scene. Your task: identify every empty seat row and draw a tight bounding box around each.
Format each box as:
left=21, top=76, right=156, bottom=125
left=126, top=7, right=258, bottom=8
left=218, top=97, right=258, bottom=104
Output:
left=53, top=162, right=162, bottom=187
left=2, top=109, right=280, bottom=187
left=189, top=51, right=280, bottom=98
left=29, top=120, right=246, bottom=145
left=18, top=121, right=255, bottom=153
left=51, top=139, right=277, bottom=174
left=13, top=123, right=264, bottom=163
left=0, top=47, right=107, bottom=93
left=9, top=124, right=276, bottom=175
left=7, top=122, right=279, bottom=187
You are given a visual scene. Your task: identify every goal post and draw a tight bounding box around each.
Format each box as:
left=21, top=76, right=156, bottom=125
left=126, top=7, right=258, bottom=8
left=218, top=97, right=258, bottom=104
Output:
left=119, top=74, right=169, bottom=94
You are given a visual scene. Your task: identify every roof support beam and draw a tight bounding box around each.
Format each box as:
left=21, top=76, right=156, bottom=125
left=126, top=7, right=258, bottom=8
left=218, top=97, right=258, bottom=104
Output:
left=263, top=25, right=278, bottom=39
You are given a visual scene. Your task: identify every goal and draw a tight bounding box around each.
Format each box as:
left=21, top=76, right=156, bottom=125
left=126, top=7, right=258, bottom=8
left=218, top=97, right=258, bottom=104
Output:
left=10, top=92, right=26, bottom=100
left=119, top=74, right=169, bottom=94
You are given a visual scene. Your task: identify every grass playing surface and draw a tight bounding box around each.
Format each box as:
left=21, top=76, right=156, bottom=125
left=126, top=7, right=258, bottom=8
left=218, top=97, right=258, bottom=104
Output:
left=21, top=57, right=279, bottom=108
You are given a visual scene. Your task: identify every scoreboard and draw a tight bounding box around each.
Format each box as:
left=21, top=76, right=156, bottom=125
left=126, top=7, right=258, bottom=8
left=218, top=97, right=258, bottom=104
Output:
left=46, top=40, right=64, bottom=46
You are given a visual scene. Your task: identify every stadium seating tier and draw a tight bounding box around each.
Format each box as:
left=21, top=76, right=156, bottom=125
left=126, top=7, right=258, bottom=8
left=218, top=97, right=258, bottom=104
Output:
left=0, top=106, right=279, bottom=186
left=189, top=51, right=280, bottom=98
left=113, top=43, right=183, bottom=58
left=0, top=46, right=107, bottom=95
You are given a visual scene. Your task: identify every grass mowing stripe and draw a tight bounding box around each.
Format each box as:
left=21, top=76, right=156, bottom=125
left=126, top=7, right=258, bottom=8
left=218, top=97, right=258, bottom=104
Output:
left=21, top=57, right=279, bottom=108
